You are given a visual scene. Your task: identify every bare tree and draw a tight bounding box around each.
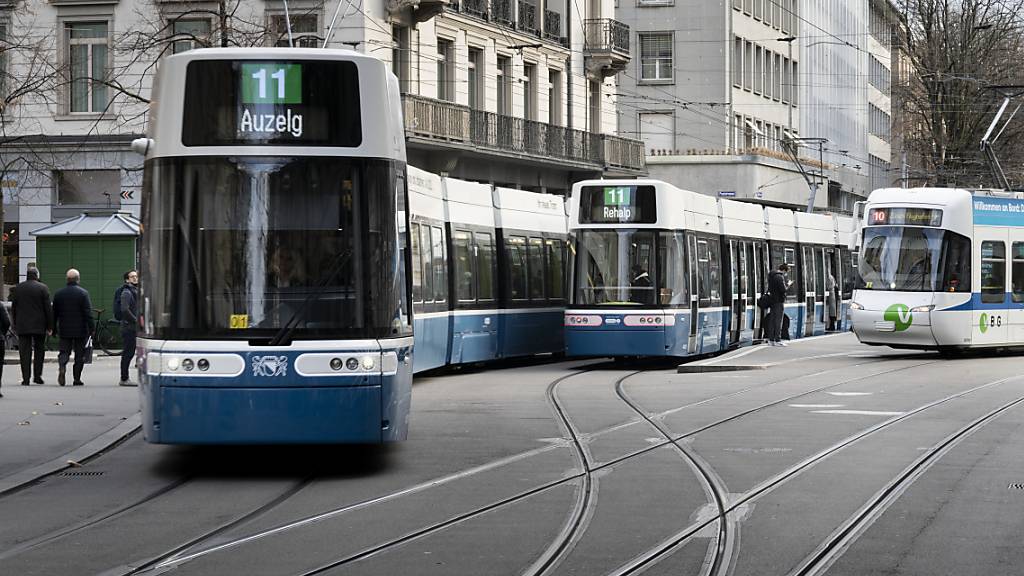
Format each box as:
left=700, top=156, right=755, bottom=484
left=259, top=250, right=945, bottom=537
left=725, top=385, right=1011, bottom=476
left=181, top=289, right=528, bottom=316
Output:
left=898, top=0, right=1024, bottom=187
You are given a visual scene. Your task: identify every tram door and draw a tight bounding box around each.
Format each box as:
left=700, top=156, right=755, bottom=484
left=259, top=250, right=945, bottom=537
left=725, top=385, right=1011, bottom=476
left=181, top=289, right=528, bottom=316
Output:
left=728, top=240, right=742, bottom=346
left=748, top=242, right=759, bottom=336
left=824, top=247, right=839, bottom=330
left=802, top=246, right=816, bottom=336
left=687, top=232, right=699, bottom=354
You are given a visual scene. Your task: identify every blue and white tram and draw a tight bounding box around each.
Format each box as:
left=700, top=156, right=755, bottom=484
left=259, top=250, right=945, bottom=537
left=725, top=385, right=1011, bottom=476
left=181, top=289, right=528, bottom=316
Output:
left=565, top=178, right=855, bottom=359
left=407, top=167, right=568, bottom=372
left=850, top=187, right=1024, bottom=352
left=136, top=49, right=413, bottom=444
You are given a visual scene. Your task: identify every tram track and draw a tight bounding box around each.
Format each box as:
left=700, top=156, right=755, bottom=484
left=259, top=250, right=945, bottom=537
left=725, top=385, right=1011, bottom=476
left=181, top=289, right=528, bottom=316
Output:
left=605, top=372, right=1024, bottom=576
left=127, top=355, right=942, bottom=575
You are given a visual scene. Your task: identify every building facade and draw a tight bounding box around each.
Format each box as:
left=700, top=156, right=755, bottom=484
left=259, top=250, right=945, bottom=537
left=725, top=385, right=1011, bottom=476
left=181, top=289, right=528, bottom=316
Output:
left=0, top=0, right=644, bottom=288
left=616, top=0, right=903, bottom=212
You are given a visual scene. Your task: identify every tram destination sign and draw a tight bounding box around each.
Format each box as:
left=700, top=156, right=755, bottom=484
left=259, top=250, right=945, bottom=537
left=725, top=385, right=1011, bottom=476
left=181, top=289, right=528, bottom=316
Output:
left=580, top=185, right=657, bottom=224
left=868, top=207, right=942, bottom=227
left=182, top=60, right=362, bottom=147
left=972, top=196, right=1024, bottom=226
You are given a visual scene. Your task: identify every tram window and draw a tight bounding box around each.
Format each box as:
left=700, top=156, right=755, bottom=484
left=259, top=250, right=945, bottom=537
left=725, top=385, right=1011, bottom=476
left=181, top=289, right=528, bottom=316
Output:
left=453, top=230, right=475, bottom=302
left=938, top=232, right=971, bottom=293
left=981, top=241, right=1006, bottom=304
left=658, top=232, right=688, bottom=306
left=730, top=243, right=741, bottom=298
left=528, top=237, right=546, bottom=301
left=411, top=223, right=423, bottom=303
left=431, top=226, right=446, bottom=303
left=842, top=248, right=856, bottom=299
left=745, top=243, right=756, bottom=305
left=476, top=232, right=496, bottom=302
left=546, top=238, right=565, bottom=302
left=707, top=239, right=722, bottom=305
left=1013, top=243, right=1024, bottom=303
left=697, top=239, right=711, bottom=305
left=507, top=236, right=528, bottom=300
left=419, top=225, right=433, bottom=302
left=814, top=248, right=825, bottom=296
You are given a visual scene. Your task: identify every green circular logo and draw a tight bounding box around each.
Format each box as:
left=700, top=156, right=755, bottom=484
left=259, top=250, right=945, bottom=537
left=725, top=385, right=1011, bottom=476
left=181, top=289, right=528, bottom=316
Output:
left=884, top=304, right=913, bottom=331
left=979, top=313, right=989, bottom=334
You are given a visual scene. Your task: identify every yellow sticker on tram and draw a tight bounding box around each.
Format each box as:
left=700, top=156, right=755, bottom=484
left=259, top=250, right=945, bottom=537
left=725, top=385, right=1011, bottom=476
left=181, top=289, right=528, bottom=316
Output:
left=229, top=314, right=249, bottom=329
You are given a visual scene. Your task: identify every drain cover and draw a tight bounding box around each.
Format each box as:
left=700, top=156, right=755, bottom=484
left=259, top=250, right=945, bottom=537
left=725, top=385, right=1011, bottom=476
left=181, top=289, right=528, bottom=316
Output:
left=1008, top=483, right=1024, bottom=490
left=59, top=470, right=105, bottom=477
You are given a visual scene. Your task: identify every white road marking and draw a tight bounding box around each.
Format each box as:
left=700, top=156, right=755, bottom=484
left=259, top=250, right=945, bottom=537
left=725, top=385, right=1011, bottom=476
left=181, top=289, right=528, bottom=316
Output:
left=789, top=404, right=845, bottom=409
left=827, top=392, right=873, bottom=396
left=812, top=410, right=906, bottom=416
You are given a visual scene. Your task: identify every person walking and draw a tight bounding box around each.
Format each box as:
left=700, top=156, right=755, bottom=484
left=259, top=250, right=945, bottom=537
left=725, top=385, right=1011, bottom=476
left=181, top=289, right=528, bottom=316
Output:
left=767, top=263, right=790, bottom=347
left=11, top=267, right=53, bottom=385
left=0, top=302, right=10, bottom=398
left=52, top=268, right=94, bottom=386
left=118, top=270, right=140, bottom=386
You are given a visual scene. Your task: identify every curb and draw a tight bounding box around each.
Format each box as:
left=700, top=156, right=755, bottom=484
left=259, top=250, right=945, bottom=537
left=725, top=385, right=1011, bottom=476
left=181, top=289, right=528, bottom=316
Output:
left=0, top=413, right=142, bottom=496
left=677, top=364, right=768, bottom=373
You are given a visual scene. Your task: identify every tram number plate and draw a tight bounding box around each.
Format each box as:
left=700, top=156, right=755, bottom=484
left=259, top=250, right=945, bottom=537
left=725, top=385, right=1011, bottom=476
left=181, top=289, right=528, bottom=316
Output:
left=230, top=314, right=250, bottom=329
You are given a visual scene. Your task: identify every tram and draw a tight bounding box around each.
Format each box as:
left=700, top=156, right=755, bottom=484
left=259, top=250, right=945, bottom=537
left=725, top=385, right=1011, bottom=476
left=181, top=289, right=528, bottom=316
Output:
left=850, top=187, right=1024, bottom=353
left=135, top=48, right=412, bottom=444
left=565, top=179, right=855, bottom=358
left=408, top=166, right=567, bottom=372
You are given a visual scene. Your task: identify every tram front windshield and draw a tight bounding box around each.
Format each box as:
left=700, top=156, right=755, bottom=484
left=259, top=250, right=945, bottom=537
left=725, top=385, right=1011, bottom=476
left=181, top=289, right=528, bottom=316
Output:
left=573, top=229, right=688, bottom=307
left=142, top=156, right=405, bottom=340
left=858, top=226, right=971, bottom=292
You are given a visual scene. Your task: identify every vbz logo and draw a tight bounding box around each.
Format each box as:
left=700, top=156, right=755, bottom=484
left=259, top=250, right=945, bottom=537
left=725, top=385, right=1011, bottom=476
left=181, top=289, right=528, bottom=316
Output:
left=883, top=304, right=913, bottom=332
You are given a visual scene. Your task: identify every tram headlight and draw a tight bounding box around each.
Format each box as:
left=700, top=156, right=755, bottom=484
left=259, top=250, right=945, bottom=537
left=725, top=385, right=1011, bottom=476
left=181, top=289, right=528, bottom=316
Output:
left=197, top=359, right=210, bottom=372
left=910, top=305, right=935, bottom=313
left=361, top=355, right=376, bottom=370
left=345, top=357, right=359, bottom=371
left=167, top=357, right=181, bottom=371
left=849, top=302, right=864, bottom=311
left=330, top=358, right=344, bottom=371
left=182, top=358, right=195, bottom=372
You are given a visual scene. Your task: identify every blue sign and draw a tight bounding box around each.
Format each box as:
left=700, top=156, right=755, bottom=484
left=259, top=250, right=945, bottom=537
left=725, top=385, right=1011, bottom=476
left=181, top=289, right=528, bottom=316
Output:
left=973, top=197, right=1024, bottom=226
left=718, top=191, right=736, bottom=197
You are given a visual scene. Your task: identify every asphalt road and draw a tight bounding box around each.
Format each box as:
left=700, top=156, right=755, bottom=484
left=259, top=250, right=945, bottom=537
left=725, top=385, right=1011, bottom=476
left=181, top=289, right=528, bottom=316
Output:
left=2, top=333, right=1023, bottom=576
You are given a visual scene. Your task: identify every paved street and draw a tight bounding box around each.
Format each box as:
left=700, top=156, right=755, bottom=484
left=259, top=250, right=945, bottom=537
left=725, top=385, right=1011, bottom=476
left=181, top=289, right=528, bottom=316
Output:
left=1, top=335, right=1023, bottom=575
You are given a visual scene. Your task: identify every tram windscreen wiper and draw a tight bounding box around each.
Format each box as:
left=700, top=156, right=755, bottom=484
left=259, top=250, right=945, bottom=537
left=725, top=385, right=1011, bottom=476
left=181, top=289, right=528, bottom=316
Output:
left=269, top=248, right=353, bottom=346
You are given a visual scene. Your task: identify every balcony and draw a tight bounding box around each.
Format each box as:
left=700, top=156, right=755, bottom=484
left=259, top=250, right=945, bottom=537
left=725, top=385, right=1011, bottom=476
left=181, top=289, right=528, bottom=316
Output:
left=402, top=94, right=645, bottom=174
left=386, top=0, right=449, bottom=24
left=457, top=0, right=488, bottom=18
left=583, top=18, right=630, bottom=78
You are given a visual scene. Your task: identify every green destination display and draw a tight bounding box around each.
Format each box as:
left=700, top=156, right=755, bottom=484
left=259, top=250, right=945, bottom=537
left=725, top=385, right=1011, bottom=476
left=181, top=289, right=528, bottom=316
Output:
left=603, top=186, right=632, bottom=207
left=580, top=185, right=657, bottom=223
left=241, top=63, right=303, bottom=104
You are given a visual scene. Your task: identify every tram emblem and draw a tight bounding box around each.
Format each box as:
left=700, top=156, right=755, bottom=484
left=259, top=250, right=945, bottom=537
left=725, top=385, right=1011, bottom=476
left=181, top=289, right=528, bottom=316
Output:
left=252, top=355, right=288, bottom=377
left=883, top=304, right=913, bottom=332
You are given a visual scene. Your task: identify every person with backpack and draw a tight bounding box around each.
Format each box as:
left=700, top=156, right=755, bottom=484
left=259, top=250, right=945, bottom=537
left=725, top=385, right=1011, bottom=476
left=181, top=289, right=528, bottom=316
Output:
left=11, top=267, right=53, bottom=385
left=766, top=263, right=790, bottom=347
left=117, top=270, right=140, bottom=386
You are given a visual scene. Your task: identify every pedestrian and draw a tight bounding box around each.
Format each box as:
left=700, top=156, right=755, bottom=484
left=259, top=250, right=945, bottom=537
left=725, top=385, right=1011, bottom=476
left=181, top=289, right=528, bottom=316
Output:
left=767, top=263, right=790, bottom=347
left=52, top=268, right=94, bottom=386
left=825, top=273, right=839, bottom=331
left=11, top=267, right=53, bottom=385
left=0, top=302, right=10, bottom=398
left=118, top=270, right=140, bottom=386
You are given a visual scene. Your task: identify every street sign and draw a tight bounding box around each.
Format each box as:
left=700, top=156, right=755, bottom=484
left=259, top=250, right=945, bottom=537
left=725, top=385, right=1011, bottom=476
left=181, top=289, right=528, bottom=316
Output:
left=718, top=191, right=736, bottom=197
left=120, top=190, right=134, bottom=200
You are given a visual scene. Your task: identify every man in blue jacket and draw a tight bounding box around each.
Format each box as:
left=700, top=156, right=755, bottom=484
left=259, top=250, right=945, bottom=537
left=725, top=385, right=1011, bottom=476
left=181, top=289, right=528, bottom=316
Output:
left=52, top=269, right=95, bottom=386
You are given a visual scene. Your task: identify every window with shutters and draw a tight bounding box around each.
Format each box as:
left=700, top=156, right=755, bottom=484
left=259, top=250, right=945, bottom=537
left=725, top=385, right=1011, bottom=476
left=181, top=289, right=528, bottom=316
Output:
left=639, top=33, right=673, bottom=82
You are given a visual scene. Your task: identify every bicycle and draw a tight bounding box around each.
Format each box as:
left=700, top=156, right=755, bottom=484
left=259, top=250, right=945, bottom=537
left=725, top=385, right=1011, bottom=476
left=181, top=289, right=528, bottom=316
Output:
left=91, top=308, right=123, bottom=356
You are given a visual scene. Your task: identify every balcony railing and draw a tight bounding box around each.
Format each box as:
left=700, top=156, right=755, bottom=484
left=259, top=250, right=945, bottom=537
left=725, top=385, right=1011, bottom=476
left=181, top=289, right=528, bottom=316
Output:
left=517, top=0, right=539, bottom=36
left=544, top=9, right=562, bottom=44
left=402, top=94, right=645, bottom=173
left=492, top=0, right=514, bottom=26
left=459, top=0, right=487, bottom=18
left=584, top=18, right=630, bottom=56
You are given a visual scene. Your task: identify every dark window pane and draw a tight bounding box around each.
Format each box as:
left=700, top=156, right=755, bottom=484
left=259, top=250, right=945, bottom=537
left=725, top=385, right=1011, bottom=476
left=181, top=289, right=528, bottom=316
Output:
left=454, top=230, right=474, bottom=302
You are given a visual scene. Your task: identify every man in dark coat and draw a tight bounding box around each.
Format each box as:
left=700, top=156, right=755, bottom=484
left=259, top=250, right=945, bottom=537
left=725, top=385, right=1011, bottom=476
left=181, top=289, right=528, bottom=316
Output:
left=119, top=270, right=140, bottom=386
left=11, top=267, right=53, bottom=385
left=52, top=268, right=95, bottom=386
left=767, top=263, right=790, bottom=347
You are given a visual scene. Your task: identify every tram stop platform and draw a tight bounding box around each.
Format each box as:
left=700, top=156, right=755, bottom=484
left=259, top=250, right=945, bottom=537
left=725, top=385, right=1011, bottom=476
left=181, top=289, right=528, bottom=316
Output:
left=677, top=332, right=864, bottom=373
left=0, top=355, right=141, bottom=496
